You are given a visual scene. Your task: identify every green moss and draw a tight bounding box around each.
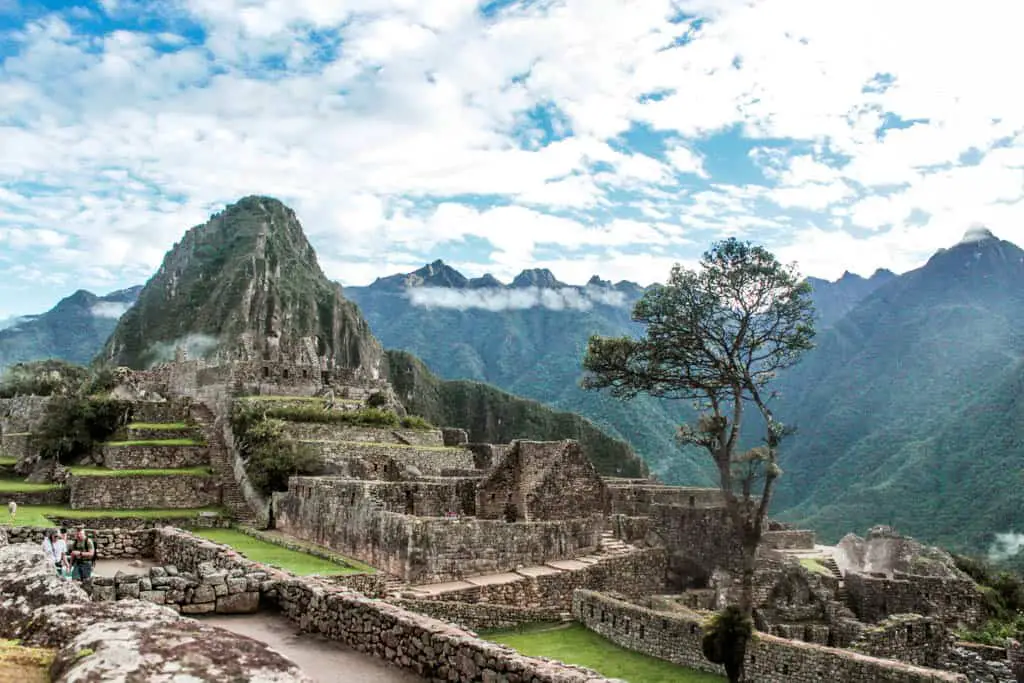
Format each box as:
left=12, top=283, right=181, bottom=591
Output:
left=297, top=439, right=461, bottom=452
left=486, top=624, right=723, bottom=682
left=67, top=466, right=212, bottom=477
left=799, top=558, right=833, bottom=576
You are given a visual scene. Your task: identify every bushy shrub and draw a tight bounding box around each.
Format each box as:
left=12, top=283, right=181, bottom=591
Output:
left=400, top=415, right=433, bottom=430
left=235, top=417, right=323, bottom=495
left=954, top=553, right=1024, bottom=645
left=34, top=397, right=134, bottom=465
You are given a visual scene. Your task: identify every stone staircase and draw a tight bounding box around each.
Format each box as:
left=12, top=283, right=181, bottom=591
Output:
left=820, top=556, right=848, bottom=603
left=599, top=530, right=633, bottom=556
left=191, top=404, right=258, bottom=526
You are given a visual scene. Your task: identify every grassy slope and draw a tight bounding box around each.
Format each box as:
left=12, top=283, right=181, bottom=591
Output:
left=67, top=466, right=212, bottom=477
left=486, top=624, right=723, bottom=682
left=193, top=528, right=359, bottom=576
left=4, top=505, right=222, bottom=527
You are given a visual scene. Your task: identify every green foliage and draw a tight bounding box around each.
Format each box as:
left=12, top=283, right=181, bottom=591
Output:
left=366, top=391, right=388, bottom=408
left=386, top=350, right=648, bottom=478
left=234, top=416, right=323, bottom=495
left=399, top=415, right=432, bottom=429
left=953, top=554, right=1024, bottom=646
left=702, top=606, right=753, bottom=683
left=0, top=360, right=90, bottom=397
left=34, top=397, right=134, bottom=465
left=103, top=439, right=203, bottom=447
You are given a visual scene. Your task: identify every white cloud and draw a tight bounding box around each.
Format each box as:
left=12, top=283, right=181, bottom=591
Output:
left=1, top=0, right=1024, bottom=312
left=91, top=301, right=132, bottom=318
left=406, top=285, right=629, bottom=312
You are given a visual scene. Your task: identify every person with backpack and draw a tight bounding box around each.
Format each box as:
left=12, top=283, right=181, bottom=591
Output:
left=69, top=527, right=96, bottom=580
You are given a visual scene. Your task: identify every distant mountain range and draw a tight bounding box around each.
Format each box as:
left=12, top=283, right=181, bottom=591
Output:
left=2, top=218, right=1021, bottom=555
left=0, top=286, right=142, bottom=369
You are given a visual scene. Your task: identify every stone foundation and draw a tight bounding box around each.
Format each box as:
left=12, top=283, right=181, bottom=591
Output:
left=609, top=484, right=723, bottom=515
left=846, top=571, right=985, bottom=628
left=88, top=562, right=264, bottom=614
left=101, top=444, right=210, bottom=469
left=283, top=423, right=446, bottom=447
left=69, top=474, right=221, bottom=509
left=304, top=440, right=474, bottom=476
left=573, top=590, right=967, bottom=683
left=762, top=529, right=817, bottom=550
left=391, top=598, right=564, bottom=631
left=275, top=479, right=604, bottom=583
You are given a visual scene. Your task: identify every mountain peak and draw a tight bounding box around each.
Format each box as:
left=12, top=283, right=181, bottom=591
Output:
left=102, top=197, right=384, bottom=373
left=587, top=275, right=612, bottom=288
left=956, top=224, right=996, bottom=245
left=511, top=268, right=564, bottom=289
left=370, top=260, right=468, bottom=290
left=468, top=274, right=503, bottom=289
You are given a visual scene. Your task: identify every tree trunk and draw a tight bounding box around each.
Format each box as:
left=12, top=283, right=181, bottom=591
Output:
left=738, top=543, right=757, bottom=618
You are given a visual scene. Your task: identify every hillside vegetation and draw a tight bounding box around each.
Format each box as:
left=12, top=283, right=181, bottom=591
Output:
left=387, top=350, right=648, bottom=478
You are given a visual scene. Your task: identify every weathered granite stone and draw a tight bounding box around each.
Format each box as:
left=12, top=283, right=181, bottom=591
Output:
left=0, top=543, right=312, bottom=682
left=216, top=590, right=259, bottom=613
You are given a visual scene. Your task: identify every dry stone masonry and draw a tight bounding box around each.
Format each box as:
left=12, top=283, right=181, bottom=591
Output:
left=69, top=472, right=220, bottom=509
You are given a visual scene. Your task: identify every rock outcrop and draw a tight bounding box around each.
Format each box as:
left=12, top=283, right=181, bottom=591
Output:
left=101, top=195, right=385, bottom=378
left=0, top=544, right=311, bottom=682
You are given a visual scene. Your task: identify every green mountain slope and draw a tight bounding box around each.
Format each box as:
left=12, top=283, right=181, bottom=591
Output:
left=387, top=350, right=647, bottom=477
left=101, top=196, right=385, bottom=376
left=0, top=287, right=140, bottom=371
left=346, top=264, right=714, bottom=485
left=772, top=228, right=1024, bottom=552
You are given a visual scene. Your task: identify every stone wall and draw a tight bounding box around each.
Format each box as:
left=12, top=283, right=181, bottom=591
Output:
left=4, top=526, right=155, bottom=557
left=651, top=503, right=743, bottom=585
left=476, top=440, right=610, bottom=522
left=315, top=477, right=479, bottom=516
left=845, top=571, right=985, bottom=628
left=609, top=484, right=724, bottom=515
left=572, top=590, right=967, bottom=683
left=464, top=442, right=511, bottom=470
left=304, top=440, right=474, bottom=476
left=274, top=577, right=612, bottom=682
left=762, top=529, right=817, bottom=550
left=0, top=395, right=51, bottom=431
left=130, top=399, right=193, bottom=423
left=70, top=474, right=221, bottom=509
left=852, top=614, right=950, bottom=668
left=46, top=513, right=230, bottom=530
left=2, top=485, right=69, bottom=506
left=609, top=513, right=654, bottom=545
left=283, top=422, right=445, bottom=447
left=275, top=477, right=604, bottom=583
left=0, top=432, right=30, bottom=459
left=391, top=598, right=564, bottom=631
left=400, top=548, right=668, bottom=613
left=88, top=562, right=263, bottom=614
left=101, top=444, right=210, bottom=469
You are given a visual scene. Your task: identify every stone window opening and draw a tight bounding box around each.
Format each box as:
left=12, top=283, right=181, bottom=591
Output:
left=262, top=366, right=270, bottom=378
left=404, top=490, right=415, bottom=515
left=638, top=624, right=644, bottom=639
left=601, top=611, right=607, bottom=623
left=283, top=369, right=290, bottom=379
left=302, top=369, right=308, bottom=379
left=689, top=495, right=695, bottom=507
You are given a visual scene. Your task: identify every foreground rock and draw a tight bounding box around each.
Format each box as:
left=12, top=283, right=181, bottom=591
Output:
left=0, top=544, right=312, bottom=682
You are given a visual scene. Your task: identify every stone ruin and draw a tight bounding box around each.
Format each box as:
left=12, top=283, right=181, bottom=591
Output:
left=1, top=347, right=1015, bottom=682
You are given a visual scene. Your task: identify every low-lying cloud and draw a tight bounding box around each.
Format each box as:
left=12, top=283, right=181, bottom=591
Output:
left=91, top=302, right=132, bottom=319
left=406, top=286, right=629, bottom=312
left=145, top=333, right=220, bottom=367
left=988, top=532, right=1024, bottom=562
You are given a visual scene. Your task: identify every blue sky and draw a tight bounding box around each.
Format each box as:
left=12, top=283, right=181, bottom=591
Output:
left=1, top=0, right=1023, bottom=317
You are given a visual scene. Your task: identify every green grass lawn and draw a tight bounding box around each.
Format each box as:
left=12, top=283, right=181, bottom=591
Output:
left=103, top=439, right=203, bottom=447
left=2, top=505, right=224, bottom=527
left=126, top=422, right=190, bottom=430
left=0, top=456, right=18, bottom=465
left=486, top=624, right=724, bottom=683
left=193, top=528, right=360, bottom=576
left=67, top=466, right=212, bottom=477
left=0, top=478, right=62, bottom=493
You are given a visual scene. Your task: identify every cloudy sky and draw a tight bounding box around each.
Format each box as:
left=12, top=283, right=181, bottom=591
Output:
left=1, top=0, right=1022, bottom=317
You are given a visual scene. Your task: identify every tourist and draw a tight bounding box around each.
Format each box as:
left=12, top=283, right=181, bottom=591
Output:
left=54, top=527, right=70, bottom=577
left=42, top=530, right=57, bottom=571
left=69, top=528, right=96, bottom=581
left=7, top=500, right=15, bottom=521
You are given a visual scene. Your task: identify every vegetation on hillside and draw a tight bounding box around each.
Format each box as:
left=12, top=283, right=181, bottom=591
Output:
left=230, top=410, right=323, bottom=495
left=954, top=554, right=1024, bottom=646
left=582, top=238, right=815, bottom=631
left=386, top=350, right=648, bottom=478
left=0, top=360, right=111, bottom=398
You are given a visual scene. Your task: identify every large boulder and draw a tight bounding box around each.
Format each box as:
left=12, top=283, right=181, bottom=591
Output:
left=0, top=545, right=312, bottom=682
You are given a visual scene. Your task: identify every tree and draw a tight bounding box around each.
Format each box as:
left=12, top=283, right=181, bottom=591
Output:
left=582, top=237, right=815, bottom=622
